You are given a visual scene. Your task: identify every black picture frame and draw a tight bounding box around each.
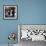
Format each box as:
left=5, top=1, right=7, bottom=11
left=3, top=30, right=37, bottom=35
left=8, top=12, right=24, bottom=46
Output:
left=3, top=5, right=17, bottom=20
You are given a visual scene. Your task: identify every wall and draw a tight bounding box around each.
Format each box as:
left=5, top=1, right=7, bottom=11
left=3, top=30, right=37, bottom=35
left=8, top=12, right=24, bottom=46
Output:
left=0, top=0, right=46, bottom=45
left=20, top=0, right=46, bottom=24
left=0, top=0, right=19, bottom=44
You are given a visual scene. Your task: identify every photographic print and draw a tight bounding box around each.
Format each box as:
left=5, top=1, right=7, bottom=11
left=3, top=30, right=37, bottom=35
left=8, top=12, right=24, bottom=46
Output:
left=3, top=5, right=17, bottom=19
left=18, top=24, right=46, bottom=41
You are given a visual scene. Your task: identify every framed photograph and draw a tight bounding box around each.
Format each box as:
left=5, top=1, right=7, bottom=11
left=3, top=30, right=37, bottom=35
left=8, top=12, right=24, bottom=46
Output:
left=18, top=24, right=46, bottom=41
left=3, top=5, right=17, bottom=19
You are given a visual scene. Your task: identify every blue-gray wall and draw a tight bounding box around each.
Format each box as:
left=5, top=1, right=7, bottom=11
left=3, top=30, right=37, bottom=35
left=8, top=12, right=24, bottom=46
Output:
left=0, top=0, right=46, bottom=44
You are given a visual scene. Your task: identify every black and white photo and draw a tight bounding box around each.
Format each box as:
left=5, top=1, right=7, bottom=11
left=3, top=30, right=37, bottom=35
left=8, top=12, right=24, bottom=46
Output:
left=3, top=5, right=17, bottom=19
